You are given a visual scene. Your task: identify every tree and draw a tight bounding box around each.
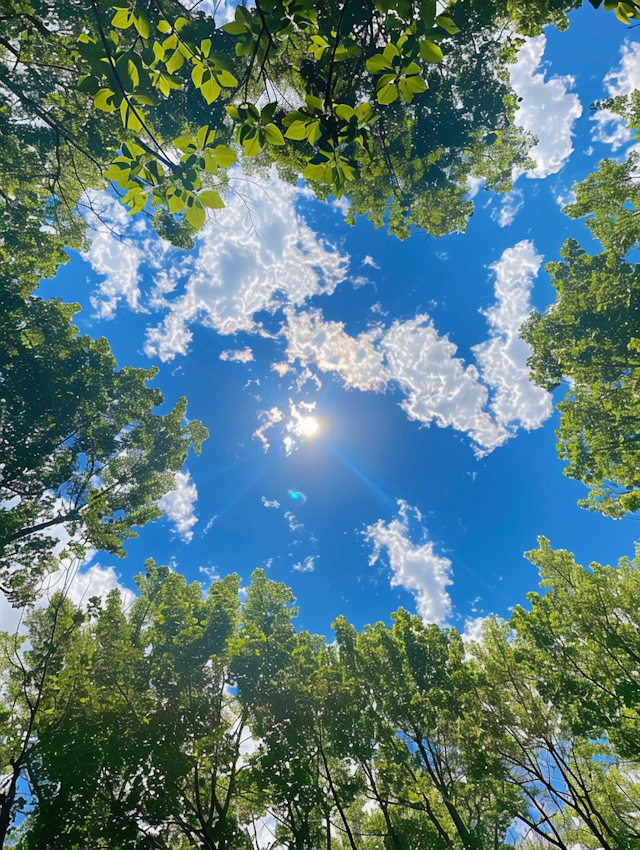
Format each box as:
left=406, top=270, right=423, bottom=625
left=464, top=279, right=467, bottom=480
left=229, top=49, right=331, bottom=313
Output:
left=0, top=592, right=87, bottom=849
left=0, top=282, right=208, bottom=604
left=0, top=0, right=582, bottom=255
left=522, top=236, right=640, bottom=518
left=3, top=564, right=301, bottom=850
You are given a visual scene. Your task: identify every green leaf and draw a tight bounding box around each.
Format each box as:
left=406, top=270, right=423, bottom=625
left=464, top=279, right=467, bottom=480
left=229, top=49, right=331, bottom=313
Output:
left=435, top=14, right=459, bottom=34
left=134, top=12, right=150, bottom=39
left=93, top=88, right=116, bottom=112
left=284, top=120, right=308, bottom=140
left=261, top=101, right=278, bottom=124
left=222, top=21, right=246, bottom=34
left=236, top=5, right=253, bottom=24
left=366, top=54, right=394, bottom=73
left=376, top=81, right=398, bottom=104
left=243, top=131, right=262, bottom=156
left=157, top=19, right=172, bottom=33
left=303, top=161, right=327, bottom=181
left=166, top=48, right=184, bottom=74
left=382, top=43, right=400, bottom=62
left=199, top=190, right=225, bottom=209
left=196, top=125, right=215, bottom=148
left=335, top=104, right=355, bottom=121
left=264, top=124, right=285, bottom=145
left=200, top=74, right=221, bottom=104
left=215, top=69, right=238, bottom=88
left=77, top=75, right=100, bottom=95
left=419, top=39, right=443, bottom=62
left=200, top=38, right=212, bottom=57
left=212, top=145, right=237, bottom=168
left=305, top=94, right=323, bottom=112
left=120, top=99, right=143, bottom=131
left=173, top=135, right=196, bottom=152
left=112, top=7, right=134, bottom=29
left=185, top=200, right=206, bottom=229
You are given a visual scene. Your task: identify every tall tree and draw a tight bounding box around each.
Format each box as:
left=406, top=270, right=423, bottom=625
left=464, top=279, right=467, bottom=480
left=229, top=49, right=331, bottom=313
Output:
left=2, top=565, right=300, bottom=849
left=0, top=283, right=208, bottom=603
left=522, top=234, right=640, bottom=518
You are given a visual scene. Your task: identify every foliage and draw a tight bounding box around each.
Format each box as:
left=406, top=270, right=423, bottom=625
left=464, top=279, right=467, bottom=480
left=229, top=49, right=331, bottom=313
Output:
left=0, top=282, right=208, bottom=604
left=522, top=148, right=640, bottom=518
left=4, top=541, right=640, bottom=849
left=0, top=0, right=582, bottom=251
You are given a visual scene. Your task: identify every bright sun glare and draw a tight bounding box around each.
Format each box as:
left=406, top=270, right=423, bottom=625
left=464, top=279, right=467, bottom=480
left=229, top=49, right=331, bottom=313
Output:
left=300, top=416, right=319, bottom=437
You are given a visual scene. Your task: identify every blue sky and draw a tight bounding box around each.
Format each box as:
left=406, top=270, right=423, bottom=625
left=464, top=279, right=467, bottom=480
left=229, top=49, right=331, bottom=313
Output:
left=34, top=4, right=640, bottom=638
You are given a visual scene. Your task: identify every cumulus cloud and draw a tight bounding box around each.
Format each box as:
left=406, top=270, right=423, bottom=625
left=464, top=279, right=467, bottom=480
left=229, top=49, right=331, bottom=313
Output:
left=362, top=255, right=380, bottom=269
left=591, top=41, right=640, bottom=151
left=511, top=35, right=582, bottom=178
left=283, top=309, right=504, bottom=451
left=262, top=497, right=280, bottom=509
left=293, top=555, right=316, bottom=573
left=473, top=240, right=552, bottom=434
left=220, top=347, right=255, bottom=363
left=81, top=193, right=145, bottom=319
left=143, top=170, right=349, bottom=362
left=282, top=241, right=550, bottom=454
left=157, top=470, right=198, bottom=542
left=364, top=500, right=452, bottom=623
left=490, top=188, right=524, bottom=227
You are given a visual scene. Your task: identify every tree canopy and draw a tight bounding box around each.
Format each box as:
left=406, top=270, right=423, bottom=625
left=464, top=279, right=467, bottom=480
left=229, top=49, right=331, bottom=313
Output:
left=0, top=281, right=208, bottom=604
left=0, top=0, right=584, bottom=256
left=522, top=149, right=640, bottom=518
left=2, top=541, right=640, bottom=850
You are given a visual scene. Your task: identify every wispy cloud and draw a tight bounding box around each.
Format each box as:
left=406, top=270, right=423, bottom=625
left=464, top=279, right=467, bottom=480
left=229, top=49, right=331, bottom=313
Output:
left=220, top=347, right=254, bottom=363
left=293, top=555, right=317, bottom=573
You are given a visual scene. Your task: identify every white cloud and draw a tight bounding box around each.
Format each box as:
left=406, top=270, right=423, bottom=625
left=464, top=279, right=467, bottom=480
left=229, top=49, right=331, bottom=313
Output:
left=81, top=193, right=144, bottom=319
left=220, top=347, right=254, bottom=363
left=293, top=555, right=316, bottom=573
left=551, top=184, right=576, bottom=208
left=473, top=240, right=552, bottom=434
left=460, top=615, right=488, bottom=645
left=465, top=176, right=485, bottom=199
left=282, top=241, right=551, bottom=454
left=380, top=316, right=506, bottom=450
left=284, top=511, right=304, bottom=533
left=591, top=41, right=640, bottom=151
left=490, top=188, right=524, bottom=227
left=157, top=470, right=198, bottom=542
left=361, top=255, right=380, bottom=269
left=283, top=309, right=505, bottom=451
left=284, top=309, right=387, bottom=392
left=253, top=406, right=284, bottom=452
left=261, top=497, right=280, bottom=509
left=511, top=35, right=582, bottom=178
left=144, top=170, right=349, bottom=362
left=364, top=500, right=452, bottom=624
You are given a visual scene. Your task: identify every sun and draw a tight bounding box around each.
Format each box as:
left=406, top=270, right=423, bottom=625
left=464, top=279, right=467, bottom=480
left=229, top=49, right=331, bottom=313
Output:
left=300, top=416, right=319, bottom=437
